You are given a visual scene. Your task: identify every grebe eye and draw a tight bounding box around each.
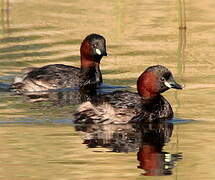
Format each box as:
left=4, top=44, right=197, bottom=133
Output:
left=161, top=77, right=165, bottom=82
left=92, top=43, right=98, bottom=48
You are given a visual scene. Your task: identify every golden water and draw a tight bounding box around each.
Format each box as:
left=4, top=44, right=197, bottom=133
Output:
left=0, top=0, right=215, bottom=179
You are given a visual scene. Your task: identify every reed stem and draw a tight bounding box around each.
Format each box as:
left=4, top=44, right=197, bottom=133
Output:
left=177, top=0, right=186, bottom=29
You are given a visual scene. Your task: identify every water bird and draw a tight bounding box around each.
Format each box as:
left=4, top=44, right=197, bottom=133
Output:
left=10, top=33, right=107, bottom=93
left=74, top=65, right=182, bottom=124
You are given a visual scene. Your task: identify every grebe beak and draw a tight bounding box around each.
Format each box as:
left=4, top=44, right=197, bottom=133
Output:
left=164, top=80, right=182, bottom=90
left=103, top=51, right=108, bottom=56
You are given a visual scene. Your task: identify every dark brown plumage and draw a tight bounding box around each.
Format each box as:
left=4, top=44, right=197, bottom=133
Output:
left=10, top=33, right=107, bottom=93
left=74, top=65, right=182, bottom=124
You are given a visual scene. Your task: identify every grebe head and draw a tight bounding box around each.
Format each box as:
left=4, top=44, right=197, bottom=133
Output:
left=80, top=33, right=107, bottom=64
left=137, top=65, right=182, bottom=98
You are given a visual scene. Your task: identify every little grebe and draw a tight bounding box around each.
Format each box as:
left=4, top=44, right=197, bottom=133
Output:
left=10, top=33, right=107, bottom=93
left=74, top=65, right=182, bottom=124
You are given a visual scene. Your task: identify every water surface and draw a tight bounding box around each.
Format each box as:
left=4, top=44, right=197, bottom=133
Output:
left=0, top=0, right=215, bottom=179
